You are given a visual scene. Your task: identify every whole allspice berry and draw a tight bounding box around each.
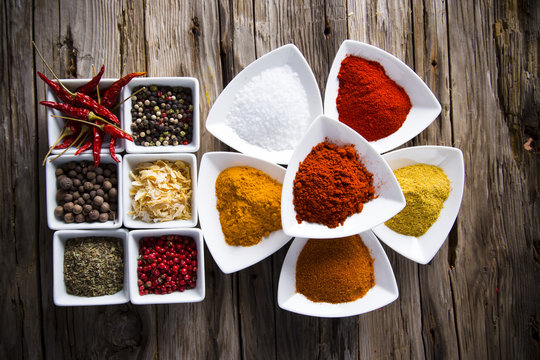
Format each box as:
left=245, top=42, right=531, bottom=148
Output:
left=58, top=176, right=73, bottom=190
left=103, top=181, right=113, bottom=191
left=54, top=206, right=64, bottom=217
left=72, top=204, right=83, bottom=215
left=63, top=202, right=74, bottom=213
left=63, top=193, right=73, bottom=203
left=88, top=209, right=100, bottom=221
left=108, top=188, right=118, bottom=199
left=64, top=213, right=74, bottom=223
left=83, top=204, right=92, bottom=215
left=99, top=213, right=109, bottom=222
left=93, top=196, right=104, bottom=207
left=75, top=214, right=85, bottom=223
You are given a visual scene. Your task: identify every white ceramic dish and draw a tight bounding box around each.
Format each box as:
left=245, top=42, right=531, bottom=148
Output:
left=122, top=77, right=200, bottom=153
left=372, top=146, right=465, bottom=264
left=198, top=152, right=292, bottom=273
left=46, top=154, right=123, bottom=230
left=281, top=115, right=405, bottom=239
left=206, top=44, right=323, bottom=165
left=46, top=78, right=125, bottom=154
left=277, top=231, right=398, bottom=317
left=122, top=153, right=198, bottom=228
left=324, top=40, right=442, bottom=154
left=53, top=229, right=130, bottom=306
left=128, top=228, right=205, bottom=304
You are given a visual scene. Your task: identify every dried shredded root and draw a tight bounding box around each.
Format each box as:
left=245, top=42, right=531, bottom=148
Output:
left=129, top=160, right=192, bottom=222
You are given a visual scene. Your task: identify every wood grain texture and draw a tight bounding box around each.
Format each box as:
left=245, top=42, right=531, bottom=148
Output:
left=0, top=0, right=537, bottom=358
left=0, top=1, right=43, bottom=359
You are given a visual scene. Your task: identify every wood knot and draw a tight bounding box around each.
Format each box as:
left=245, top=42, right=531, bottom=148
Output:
left=191, top=17, right=200, bottom=36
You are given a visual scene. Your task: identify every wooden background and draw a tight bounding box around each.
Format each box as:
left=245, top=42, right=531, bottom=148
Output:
left=1, top=0, right=538, bottom=358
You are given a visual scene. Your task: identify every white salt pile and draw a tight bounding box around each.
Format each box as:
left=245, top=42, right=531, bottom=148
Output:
left=226, top=65, right=311, bottom=152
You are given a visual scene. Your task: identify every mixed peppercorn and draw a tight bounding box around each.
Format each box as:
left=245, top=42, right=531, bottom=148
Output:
left=130, top=85, right=194, bottom=147
left=137, top=235, right=198, bottom=295
left=54, top=160, right=119, bottom=223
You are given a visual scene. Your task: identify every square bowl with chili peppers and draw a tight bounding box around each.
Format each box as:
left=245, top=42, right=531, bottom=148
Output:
left=122, top=77, right=200, bottom=153
left=46, top=153, right=123, bottom=230
left=277, top=231, right=398, bottom=318
left=371, top=146, right=465, bottom=264
left=127, top=228, right=205, bottom=304
left=324, top=40, right=442, bottom=154
left=280, top=115, right=406, bottom=239
left=46, top=78, right=126, bottom=155
left=122, top=153, right=198, bottom=229
left=53, top=229, right=129, bottom=306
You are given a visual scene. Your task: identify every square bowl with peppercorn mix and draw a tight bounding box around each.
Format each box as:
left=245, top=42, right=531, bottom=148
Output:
left=53, top=229, right=130, bottom=306
left=122, top=77, right=200, bottom=153
left=127, top=228, right=205, bottom=304
left=46, top=153, right=123, bottom=230
left=122, top=153, right=198, bottom=229
left=46, top=78, right=126, bottom=155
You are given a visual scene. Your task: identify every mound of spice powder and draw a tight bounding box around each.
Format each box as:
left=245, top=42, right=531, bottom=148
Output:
left=336, top=55, right=412, bottom=141
left=293, top=140, right=375, bottom=228
left=385, top=164, right=450, bottom=236
left=296, top=235, right=375, bottom=303
left=215, top=166, right=282, bottom=246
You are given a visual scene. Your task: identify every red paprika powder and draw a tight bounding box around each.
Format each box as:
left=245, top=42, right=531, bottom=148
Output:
left=336, top=55, right=412, bottom=141
left=293, top=140, right=375, bottom=228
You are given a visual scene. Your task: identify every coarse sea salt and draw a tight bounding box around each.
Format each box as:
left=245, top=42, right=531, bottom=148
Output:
left=226, top=65, right=311, bottom=152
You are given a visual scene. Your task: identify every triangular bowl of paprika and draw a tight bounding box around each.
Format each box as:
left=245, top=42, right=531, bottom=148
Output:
left=324, top=40, right=441, bottom=154
left=277, top=231, right=398, bottom=318
left=372, top=146, right=465, bottom=264
left=281, top=115, right=405, bottom=239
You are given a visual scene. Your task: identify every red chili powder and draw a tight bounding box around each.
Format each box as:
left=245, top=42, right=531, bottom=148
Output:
left=336, top=55, right=412, bottom=141
left=293, top=140, right=375, bottom=228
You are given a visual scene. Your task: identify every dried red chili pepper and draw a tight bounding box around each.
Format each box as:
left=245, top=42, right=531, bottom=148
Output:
left=101, top=72, right=146, bottom=108
left=54, top=134, right=77, bottom=149
left=103, top=124, right=133, bottom=141
left=93, top=127, right=103, bottom=167
left=109, top=137, right=120, bottom=162
left=38, top=72, right=119, bottom=125
left=76, top=64, right=105, bottom=94
left=75, top=137, right=93, bottom=155
left=40, top=101, right=91, bottom=120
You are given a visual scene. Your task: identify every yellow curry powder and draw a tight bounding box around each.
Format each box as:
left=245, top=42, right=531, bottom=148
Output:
left=385, top=164, right=450, bottom=237
left=215, top=166, right=282, bottom=247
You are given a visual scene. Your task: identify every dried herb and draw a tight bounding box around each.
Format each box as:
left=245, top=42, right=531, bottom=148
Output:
left=64, top=237, right=124, bottom=297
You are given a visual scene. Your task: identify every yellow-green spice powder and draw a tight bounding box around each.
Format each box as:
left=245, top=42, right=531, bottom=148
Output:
left=385, top=164, right=450, bottom=237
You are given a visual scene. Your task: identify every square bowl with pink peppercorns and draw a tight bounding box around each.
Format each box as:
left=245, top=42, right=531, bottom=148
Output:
left=127, top=228, right=205, bottom=304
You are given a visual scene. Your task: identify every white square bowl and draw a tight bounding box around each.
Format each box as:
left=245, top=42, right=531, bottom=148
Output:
left=121, top=77, right=200, bottom=153
left=205, top=44, right=323, bottom=165
left=53, top=229, right=130, bottom=306
left=127, top=228, right=205, bottom=304
left=45, top=78, right=125, bottom=154
left=46, top=153, right=123, bottom=230
left=281, top=115, right=406, bottom=239
left=198, top=152, right=292, bottom=274
left=324, top=40, right=442, bottom=154
left=122, top=153, right=198, bottom=228
left=372, top=146, right=465, bottom=264
left=277, top=231, right=398, bottom=317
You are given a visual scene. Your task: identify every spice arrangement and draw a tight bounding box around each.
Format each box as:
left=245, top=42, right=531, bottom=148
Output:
left=385, top=164, right=450, bottom=236
left=293, top=140, right=376, bottom=228
left=129, top=160, right=192, bottom=222
left=130, top=85, right=194, bottom=146
left=64, top=237, right=124, bottom=297
left=296, top=235, right=375, bottom=303
left=54, top=161, right=118, bottom=223
left=336, top=55, right=412, bottom=141
left=137, top=235, right=198, bottom=295
left=226, top=65, right=310, bottom=152
left=215, top=166, right=282, bottom=246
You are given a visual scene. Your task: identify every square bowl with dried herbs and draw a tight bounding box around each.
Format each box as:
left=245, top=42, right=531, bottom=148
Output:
left=53, top=229, right=129, bottom=306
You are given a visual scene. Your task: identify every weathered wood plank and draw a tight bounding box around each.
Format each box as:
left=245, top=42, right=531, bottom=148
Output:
left=0, top=0, right=43, bottom=359
left=448, top=0, right=540, bottom=358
